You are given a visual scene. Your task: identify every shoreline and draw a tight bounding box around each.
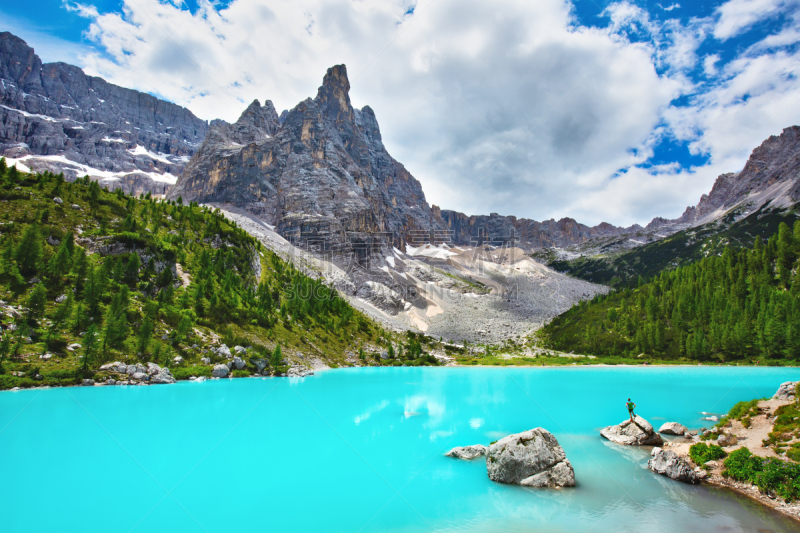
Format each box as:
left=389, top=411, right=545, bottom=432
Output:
left=662, top=397, right=800, bottom=523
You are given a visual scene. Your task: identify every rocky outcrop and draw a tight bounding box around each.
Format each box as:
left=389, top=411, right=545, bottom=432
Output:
left=445, top=445, right=487, bottom=460
left=0, top=32, right=207, bottom=193
left=676, top=127, right=800, bottom=226
left=659, top=422, right=687, bottom=436
left=150, top=367, right=176, bottom=384
left=600, top=416, right=664, bottom=446
left=486, top=428, right=575, bottom=488
left=773, top=381, right=799, bottom=401
left=648, top=448, right=700, bottom=484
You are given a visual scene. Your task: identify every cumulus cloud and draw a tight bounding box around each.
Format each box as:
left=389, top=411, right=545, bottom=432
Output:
left=62, top=0, right=800, bottom=226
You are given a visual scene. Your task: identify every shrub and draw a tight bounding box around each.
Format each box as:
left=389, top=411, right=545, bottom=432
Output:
left=689, top=443, right=726, bottom=465
left=172, top=365, right=212, bottom=380
left=723, top=447, right=800, bottom=501
left=716, top=399, right=760, bottom=428
left=232, top=370, right=250, bottom=378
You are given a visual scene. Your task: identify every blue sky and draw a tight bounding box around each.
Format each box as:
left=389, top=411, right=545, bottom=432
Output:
left=2, top=0, right=799, bottom=226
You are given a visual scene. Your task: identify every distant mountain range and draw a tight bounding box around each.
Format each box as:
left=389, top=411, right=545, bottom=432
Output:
left=1, top=31, right=798, bottom=255
left=0, top=32, right=206, bottom=195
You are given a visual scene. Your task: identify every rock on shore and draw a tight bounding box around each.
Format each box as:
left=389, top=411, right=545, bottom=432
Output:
left=659, top=422, right=687, bottom=436
left=773, top=381, right=798, bottom=401
left=600, top=416, right=663, bottom=446
left=445, top=445, right=487, bottom=460
left=486, top=428, right=575, bottom=488
left=648, top=448, right=701, bottom=484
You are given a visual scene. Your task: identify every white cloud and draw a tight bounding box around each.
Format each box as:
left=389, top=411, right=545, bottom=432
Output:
left=713, top=0, right=793, bottom=40
left=60, top=0, right=800, bottom=226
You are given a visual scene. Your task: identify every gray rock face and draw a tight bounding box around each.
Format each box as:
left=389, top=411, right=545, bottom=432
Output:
left=150, top=367, right=176, bottom=384
left=600, top=416, right=664, bottom=446
left=773, top=381, right=798, bottom=401
left=168, top=65, right=444, bottom=252
left=146, top=362, right=162, bottom=376
left=0, top=32, right=207, bottom=194
left=659, top=422, right=687, bottom=436
left=677, top=126, right=800, bottom=226
left=81, top=379, right=95, bottom=386
left=233, top=356, right=246, bottom=370
left=212, top=364, right=229, bottom=378
left=217, top=344, right=232, bottom=358
left=132, top=372, right=148, bottom=381
left=486, top=428, right=575, bottom=488
left=445, top=445, right=487, bottom=460
left=648, top=448, right=700, bottom=484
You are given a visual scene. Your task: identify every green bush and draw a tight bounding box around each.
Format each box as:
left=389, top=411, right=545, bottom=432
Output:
left=172, top=365, right=212, bottom=380
left=231, top=370, right=250, bottom=378
left=689, top=443, right=727, bottom=465
left=723, top=447, right=800, bottom=501
left=717, top=399, right=760, bottom=428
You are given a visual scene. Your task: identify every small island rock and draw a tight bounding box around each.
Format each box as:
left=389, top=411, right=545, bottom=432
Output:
left=445, top=445, right=487, bottom=460
left=486, top=428, right=575, bottom=488
left=601, top=416, right=663, bottom=446
left=659, top=422, right=687, bottom=436
left=648, top=448, right=700, bottom=484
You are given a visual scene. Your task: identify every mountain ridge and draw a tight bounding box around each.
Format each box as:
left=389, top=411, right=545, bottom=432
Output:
left=0, top=32, right=207, bottom=195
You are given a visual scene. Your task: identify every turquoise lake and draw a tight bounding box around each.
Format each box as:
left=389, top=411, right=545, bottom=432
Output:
left=3, top=366, right=800, bottom=532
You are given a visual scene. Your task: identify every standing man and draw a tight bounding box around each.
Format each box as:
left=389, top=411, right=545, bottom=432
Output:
left=626, top=398, right=636, bottom=422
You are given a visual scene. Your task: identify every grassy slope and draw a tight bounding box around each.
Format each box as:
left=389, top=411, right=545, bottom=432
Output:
left=0, top=166, right=439, bottom=390
left=548, top=203, right=800, bottom=288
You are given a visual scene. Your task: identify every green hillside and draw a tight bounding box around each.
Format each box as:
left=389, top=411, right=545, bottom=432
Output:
left=0, top=161, right=437, bottom=390
left=547, top=203, right=800, bottom=288
left=540, top=222, right=800, bottom=362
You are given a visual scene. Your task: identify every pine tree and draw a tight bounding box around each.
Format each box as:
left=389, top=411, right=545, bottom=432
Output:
left=136, top=314, right=154, bottom=355
left=270, top=344, right=283, bottom=373
left=82, top=324, right=99, bottom=371
left=26, top=283, right=47, bottom=322
left=15, top=224, right=43, bottom=276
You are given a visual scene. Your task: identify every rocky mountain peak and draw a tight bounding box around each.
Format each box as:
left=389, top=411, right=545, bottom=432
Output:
left=0, top=31, right=208, bottom=196
left=316, top=64, right=354, bottom=123
left=231, top=99, right=280, bottom=139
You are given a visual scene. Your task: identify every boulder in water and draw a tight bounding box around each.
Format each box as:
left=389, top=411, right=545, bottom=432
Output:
left=445, top=445, right=487, bottom=460
left=659, top=422, right=687, bottom=436
left=648, top=448, right=700, bottom=484
left=486, top=428, right=575, bottom=488
left=600, top=416, right=663, bottom=446
left=150, top=368, right=176, bottom=384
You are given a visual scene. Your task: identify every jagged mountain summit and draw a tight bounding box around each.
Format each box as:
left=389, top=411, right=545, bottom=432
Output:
left=0, top=32, right=207, bottom=195
left=169, top=64, right=442, bottom=253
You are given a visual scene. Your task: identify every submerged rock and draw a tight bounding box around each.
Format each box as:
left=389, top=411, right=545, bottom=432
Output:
left=648, top=448, right=700, bottom=484
left=659, top=422, right=687, bottom=436
left=486, top=428, right=575, bottom=488
left=600, top=416, right=663, bottom=446
left=445, top=445, right=487, bottom=460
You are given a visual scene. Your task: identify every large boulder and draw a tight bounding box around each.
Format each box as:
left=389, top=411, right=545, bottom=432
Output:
left=100, top=362, right=128, bottom=373
left=445, top=445, right=487, bottom=460
left=659, top=422, right=687, bottom=436
left=773, top=381, right=798, bottom=401
left=150, top=367, right=176, bottom=384
left=146, top=362, right=162, bottom=376
left=486, top=428, right=575, bottom=488
left=648, top=448, right=700, bottom=484
left=233, top=356, right=246, bottom=370
left=217, top=344, right=232, bottom=359
left=212, top=364, right=229, bottom=378
left=717, top=433, right=738, bottom=447
left=600, top=416, right=663, bottom=446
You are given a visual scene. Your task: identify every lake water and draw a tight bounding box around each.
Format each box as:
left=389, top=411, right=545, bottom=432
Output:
left=2, top=366, right=800, bottom=532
